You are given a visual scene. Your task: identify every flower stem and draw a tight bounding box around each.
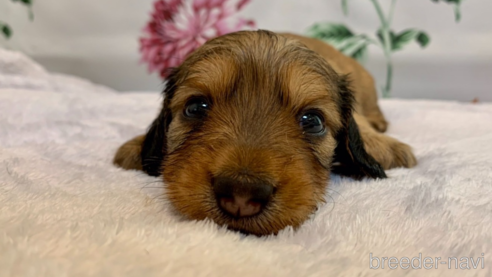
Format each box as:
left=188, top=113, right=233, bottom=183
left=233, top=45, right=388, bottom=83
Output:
left=384, top=61, right=393, bottom=98
left=370, top=0, right=396, bottom=98
left=454, top=4, right=461, bottom=22
left=388, top=0, right=397, bottom=25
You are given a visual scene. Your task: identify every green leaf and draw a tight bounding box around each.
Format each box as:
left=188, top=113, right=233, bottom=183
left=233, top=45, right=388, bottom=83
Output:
left=376, top=29, right=396, bottom=47
left=352, top=45, right=368, bottom=63
left=306, top=23, right=373, bottom=63
left=341, top=0, right=349, bottom=16
left=431, top=0, right=462, bottom=4
left=11, top=0, right=32, bottom=5
left=416, top=32, right=431, bottom=47
left=394, top=29, right=431, bottom=50
left=11, top=0, right=34, bottom=21
left=339, top=36, right=370, bottom=63
left=454, top=4, right=461, bottom=22
left=1, top=24, right=13, bottom=39
left=377, top=28, right=431, bottom=52
left=306, top=23, right=355, bottom=47
left=431, top=0, right=462, bottom=22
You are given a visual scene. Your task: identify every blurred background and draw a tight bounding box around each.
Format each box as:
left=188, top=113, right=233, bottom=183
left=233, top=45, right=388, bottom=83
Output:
left=1, top=0, right=491, bottom=101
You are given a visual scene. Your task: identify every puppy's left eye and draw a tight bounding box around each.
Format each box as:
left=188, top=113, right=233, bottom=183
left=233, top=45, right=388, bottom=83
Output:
left=300, top=112, right=325, bottom=135
left=184, top=97, right=210, bottom=119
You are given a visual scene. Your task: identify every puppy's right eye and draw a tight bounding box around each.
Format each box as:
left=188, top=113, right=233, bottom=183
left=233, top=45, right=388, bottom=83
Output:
left=299, top=111, right=326, bottom=135
left=184, top=97, right=210, bottom=119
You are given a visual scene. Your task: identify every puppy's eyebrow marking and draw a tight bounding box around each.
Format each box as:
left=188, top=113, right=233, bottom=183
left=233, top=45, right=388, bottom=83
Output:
left=186, top=57, right=238, bottom=100
left=278, top=62, right=342, bottom=129
left=168, top=57, right=238, bottom=113
left=282, top=66, right=333, bottom=104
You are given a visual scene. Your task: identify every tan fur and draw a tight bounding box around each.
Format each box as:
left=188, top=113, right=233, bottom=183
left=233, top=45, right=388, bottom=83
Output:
left=281, top=33, right=389, bottom=132
left=113, top=31, right=416, bottom=235
left=112, top=135, right=145, bottom=171
left=352, top=113, right=417, bottom=169
left=281, top=33, right=414, bottom=169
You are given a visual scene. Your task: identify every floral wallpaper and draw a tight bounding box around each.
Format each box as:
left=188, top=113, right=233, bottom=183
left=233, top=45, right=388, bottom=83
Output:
left=138, top=0, right=463, bottom=97
left=1, top=0, right=33, bottom=39
left=139, top=0, right=254, bottom=78
left=306, top=0, right=463, bottom=97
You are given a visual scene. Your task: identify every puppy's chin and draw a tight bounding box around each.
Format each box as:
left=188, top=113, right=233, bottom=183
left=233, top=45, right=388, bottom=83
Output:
left=162, top=140, right=329, bottom=236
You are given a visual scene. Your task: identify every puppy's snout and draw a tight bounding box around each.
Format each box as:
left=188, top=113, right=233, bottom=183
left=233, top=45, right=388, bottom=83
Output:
left=213, top=176, right=274, bottom=217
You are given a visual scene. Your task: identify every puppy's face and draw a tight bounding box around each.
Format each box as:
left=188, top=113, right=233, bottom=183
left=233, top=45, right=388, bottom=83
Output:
left=140, top=31, right=385, bottom=236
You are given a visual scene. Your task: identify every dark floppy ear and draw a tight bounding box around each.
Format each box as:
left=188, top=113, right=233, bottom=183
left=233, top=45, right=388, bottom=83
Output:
left=332, top=75, right=387, bottom=180
left=141, top=69, right=179, bottom=177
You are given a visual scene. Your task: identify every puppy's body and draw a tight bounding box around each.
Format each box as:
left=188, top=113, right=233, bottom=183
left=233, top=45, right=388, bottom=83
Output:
left=114, top=31, right=416, bottom=236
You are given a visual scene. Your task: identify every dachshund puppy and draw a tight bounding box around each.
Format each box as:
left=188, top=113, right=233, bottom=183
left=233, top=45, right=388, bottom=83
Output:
left=114, top=30, right=416, bottom=236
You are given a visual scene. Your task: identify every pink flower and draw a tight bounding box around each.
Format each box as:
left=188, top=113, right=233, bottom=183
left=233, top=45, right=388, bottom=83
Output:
left=140, top=0, right=255, bottom=79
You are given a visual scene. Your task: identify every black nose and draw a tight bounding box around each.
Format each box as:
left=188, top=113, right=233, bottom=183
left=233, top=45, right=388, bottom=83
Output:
left=213, top=176, right=274, bottom=217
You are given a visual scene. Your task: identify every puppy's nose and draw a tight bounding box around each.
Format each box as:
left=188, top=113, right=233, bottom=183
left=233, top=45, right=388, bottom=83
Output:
left=213, top=176, right=274, bottom=217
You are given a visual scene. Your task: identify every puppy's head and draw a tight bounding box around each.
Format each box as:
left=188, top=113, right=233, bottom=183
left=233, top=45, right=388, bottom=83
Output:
left=123, top=30, right=385, bottom=236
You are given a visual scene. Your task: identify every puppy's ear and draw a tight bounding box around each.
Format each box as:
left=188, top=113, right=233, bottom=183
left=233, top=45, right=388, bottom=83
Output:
left=140, top=69, right=179, bottom=177
left=332, top=75, right=387, bottom=180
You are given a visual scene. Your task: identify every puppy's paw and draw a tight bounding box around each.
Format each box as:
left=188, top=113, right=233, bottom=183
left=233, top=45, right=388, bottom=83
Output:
left=113, top=135, right=145, bottom=171
left=365, top=112, right=388, bottom=133
left=364, top=134, right=417, bottom=170
left=387, top=139, right=417, bottom=169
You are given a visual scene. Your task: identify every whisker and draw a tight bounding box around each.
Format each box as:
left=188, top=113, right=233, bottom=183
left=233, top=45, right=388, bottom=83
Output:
left=325, top=193, right=336, bottom=214
left=326, top=188, right=346, bottom=202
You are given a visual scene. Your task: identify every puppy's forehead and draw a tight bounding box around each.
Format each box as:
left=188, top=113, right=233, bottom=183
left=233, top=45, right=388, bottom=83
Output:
left=171, top=31, right=341, bottom=120
left=182, top=56, right=238, bottom=98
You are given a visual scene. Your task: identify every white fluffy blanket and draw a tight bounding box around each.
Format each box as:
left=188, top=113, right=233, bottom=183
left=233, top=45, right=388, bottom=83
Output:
left=1, top=49, right=491, bottom=277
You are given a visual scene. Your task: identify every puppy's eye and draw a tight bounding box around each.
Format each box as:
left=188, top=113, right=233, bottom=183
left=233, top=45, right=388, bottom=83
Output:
left=300, top=112, right=325, bottom=135
left=184, top=97, right=210, bottom=119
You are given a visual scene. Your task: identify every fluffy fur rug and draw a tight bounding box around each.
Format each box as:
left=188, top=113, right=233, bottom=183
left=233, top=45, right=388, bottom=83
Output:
left=1, top=49, right=491, bottom=277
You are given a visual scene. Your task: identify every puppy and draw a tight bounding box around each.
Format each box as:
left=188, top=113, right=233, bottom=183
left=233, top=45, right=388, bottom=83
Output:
left=113, top=30, right=416, bottom=236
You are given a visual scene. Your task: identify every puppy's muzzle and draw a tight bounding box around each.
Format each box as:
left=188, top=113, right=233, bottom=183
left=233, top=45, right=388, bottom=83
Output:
left=213, top=176, right=274, bottom=217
